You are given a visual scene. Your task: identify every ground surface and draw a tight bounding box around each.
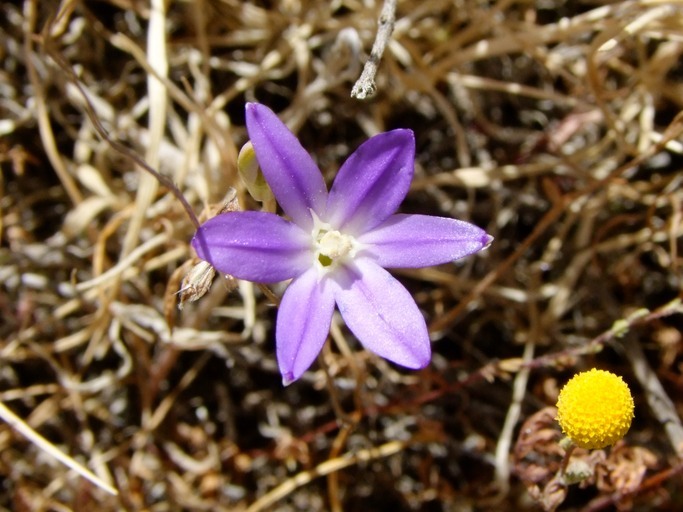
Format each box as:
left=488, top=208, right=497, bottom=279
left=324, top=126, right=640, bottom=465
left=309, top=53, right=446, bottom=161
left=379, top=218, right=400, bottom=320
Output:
left=1, top=0, right=683, bottom=510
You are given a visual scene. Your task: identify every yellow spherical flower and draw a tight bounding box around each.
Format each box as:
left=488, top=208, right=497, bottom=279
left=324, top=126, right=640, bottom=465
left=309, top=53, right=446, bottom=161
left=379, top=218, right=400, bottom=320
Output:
left=556, top=368, right=634, bottom=449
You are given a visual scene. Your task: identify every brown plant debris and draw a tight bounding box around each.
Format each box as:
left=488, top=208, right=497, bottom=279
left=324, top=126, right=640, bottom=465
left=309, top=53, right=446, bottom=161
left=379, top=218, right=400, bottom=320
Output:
left=1, top=0, right=683, bottom=510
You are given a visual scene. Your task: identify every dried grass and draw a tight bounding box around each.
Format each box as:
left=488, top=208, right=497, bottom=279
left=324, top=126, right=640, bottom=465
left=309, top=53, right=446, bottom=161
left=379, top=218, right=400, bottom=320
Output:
left=1, top=0, right=682, bottom=510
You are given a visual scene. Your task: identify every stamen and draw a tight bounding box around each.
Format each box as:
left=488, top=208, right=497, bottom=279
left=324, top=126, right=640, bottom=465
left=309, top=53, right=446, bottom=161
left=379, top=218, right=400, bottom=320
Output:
left=318, top=231, right=353, bottom=259
left=310, top=211, right=358, bottom=271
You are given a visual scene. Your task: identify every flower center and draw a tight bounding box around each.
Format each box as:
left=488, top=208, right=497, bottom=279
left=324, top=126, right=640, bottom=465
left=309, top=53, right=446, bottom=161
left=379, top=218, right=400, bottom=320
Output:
left=317, top=230, right=354, bottom=266
left=310, top=211, right=359, bottom=272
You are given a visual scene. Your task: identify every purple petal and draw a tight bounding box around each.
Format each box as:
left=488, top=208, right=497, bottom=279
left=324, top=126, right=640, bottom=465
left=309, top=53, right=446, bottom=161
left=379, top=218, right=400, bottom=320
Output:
left=191, top=211, right=311, bottom=282
left=246, top=103, right=327, bottom=229
left=358, top=214, right=493, bottom=268
left=276, top=268, right=336, bottom=385
left=333, top=258, right=430, bottom=369
left=325, top=129, right=415, bottom=235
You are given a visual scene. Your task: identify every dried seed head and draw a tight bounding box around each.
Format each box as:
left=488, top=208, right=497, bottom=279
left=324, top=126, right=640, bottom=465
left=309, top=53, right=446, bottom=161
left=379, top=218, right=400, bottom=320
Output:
left=178, top=261, right=216, bottom=309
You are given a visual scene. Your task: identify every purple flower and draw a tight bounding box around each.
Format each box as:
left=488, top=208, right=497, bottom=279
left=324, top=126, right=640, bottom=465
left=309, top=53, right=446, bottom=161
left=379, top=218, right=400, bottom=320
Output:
left=192, top=103, right=492, bottom=384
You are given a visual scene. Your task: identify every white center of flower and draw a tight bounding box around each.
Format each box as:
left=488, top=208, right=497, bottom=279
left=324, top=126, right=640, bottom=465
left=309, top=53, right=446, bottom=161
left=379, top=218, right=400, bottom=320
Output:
left=310, top=211, right=359, bottom=272
left=318, top=230, right=353, bottom=260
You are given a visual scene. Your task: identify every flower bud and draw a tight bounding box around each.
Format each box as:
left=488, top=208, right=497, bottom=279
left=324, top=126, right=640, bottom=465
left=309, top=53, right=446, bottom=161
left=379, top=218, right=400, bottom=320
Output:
left=237, top=141, right=273, bottom=203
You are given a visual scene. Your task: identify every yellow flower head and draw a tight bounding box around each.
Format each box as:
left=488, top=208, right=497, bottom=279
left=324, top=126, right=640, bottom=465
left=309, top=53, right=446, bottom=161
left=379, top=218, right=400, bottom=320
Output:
left=556, top=368, right=634, bottom=449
